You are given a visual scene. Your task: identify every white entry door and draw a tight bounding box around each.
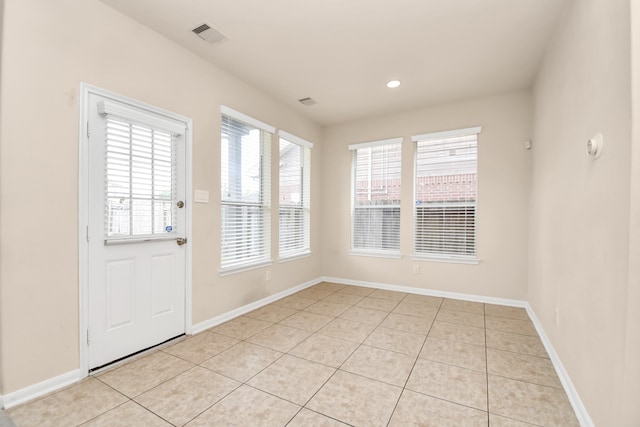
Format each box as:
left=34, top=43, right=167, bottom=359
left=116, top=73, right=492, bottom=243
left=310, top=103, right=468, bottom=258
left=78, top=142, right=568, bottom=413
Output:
left=86, top=92, right=188, bottom=369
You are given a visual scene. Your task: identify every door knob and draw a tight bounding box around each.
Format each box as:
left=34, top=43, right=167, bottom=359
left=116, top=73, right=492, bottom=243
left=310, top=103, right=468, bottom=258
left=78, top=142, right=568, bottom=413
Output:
left=176, top=237, right=187, bottom=246
left=177, top=201, right=185, bottom=208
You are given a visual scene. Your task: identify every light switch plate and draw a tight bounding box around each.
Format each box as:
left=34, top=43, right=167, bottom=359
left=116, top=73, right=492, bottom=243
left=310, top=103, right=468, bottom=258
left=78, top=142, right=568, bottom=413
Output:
left=194, top=189, right=209, bottom=203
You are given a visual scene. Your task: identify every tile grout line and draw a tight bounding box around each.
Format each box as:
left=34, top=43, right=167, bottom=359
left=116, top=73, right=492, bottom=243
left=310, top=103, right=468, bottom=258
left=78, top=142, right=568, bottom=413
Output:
left=127, top=399, right=175, bottom=427
left=385, top=295, right=442, bottom=427
left=398, top=298, right=494, bottom=418
left=72, top=393, right=132, bottom=426
left=280, top=286, right=410, bottom=425
left=180, top=297, right=315, bottom=426
left=95, top=363, right=209, bottom=426
left=319, top=292, right=401, bottom=425
left=247, top=293, right=533, bottom=424
left=255, top=285, right=352, bottom=425
left=484, top=304, right=491, bottom=426
left=304, top=290, right=502, bottom=423
left=219, top=286, right=348, bottom=424
left=292, top=288, right=392, bottom=423
left=108, top=300, right=311, bottom=426
left=88, top=374, right=188, bottom=427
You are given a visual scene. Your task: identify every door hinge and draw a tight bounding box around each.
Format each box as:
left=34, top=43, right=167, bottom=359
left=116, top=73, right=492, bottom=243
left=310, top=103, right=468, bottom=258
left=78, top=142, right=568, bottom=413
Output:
left=86, top=121, right=90, bottom=138
left=86, top=329, right=90, bottom=345
left=86, top=225, right=90, bottom=242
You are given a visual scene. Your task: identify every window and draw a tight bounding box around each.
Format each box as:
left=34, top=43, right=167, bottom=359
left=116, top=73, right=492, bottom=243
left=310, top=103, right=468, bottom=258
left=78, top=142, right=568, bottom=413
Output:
left=350, top=138, right=402, bottom=256
left=100, top=100, right=185, bottom=242
left=413, top=127, right=480, bottom=261
left=279, top=131, right=312, bottom=259
left=220, top=106, right=273, bottom=271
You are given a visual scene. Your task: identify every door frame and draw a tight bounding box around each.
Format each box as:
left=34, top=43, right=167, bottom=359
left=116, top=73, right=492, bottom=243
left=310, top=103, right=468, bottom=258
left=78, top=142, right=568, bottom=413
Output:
left=78, top=83, right=193, bottom=377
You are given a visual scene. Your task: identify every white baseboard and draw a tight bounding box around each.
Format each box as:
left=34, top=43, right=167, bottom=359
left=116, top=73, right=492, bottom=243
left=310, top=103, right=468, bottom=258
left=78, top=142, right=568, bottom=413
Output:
left=191, top=277, right=322, bottom=334
left=320, top=276, right=528, bottom=307
left=525, top=306, right=594, bottom=427
left=2, top=369, right=82, bottom=410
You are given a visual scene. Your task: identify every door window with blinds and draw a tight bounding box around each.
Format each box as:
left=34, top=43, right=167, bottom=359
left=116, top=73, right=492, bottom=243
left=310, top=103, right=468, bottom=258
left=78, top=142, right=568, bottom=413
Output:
left=100, top=101, right=183, bottom=242
left=413, top=127, right=480, bottom=261
left=279, top=132, right=312, bottom=259
left=350, top=138, right=402, bottom=256
left=220, top=107, right=273, bottom=271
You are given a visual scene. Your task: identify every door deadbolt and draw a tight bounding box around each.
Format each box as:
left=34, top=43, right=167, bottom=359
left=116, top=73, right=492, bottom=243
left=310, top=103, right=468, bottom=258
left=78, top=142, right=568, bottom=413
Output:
left=177, top=201, right=185, bottom=208
left=176, top=237, right=187, bottom=246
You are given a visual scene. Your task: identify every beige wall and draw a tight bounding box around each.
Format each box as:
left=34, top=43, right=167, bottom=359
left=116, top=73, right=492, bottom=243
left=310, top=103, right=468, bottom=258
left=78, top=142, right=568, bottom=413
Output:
left=530, top=0, right=636, bottom=424
left=0, top=0, right=322, bottom=394
left=321, top=91, right=532, bottom=300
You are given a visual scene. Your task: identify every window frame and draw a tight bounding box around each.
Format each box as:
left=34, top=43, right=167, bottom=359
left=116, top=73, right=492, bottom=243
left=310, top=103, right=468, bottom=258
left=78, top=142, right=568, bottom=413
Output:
left=411, top=126, right=481, bottom=264
left=219, top=106, right=274, bottom=274
left=349, top=137, right=403, bottom=259
left=98, top=100, right=186, bottom=245
left=278, top=131, right=313, bottom=261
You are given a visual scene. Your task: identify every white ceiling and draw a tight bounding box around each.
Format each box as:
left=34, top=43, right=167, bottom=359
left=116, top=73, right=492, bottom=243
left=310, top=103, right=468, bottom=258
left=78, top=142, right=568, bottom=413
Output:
left=99, top=0, right=567, bottom=126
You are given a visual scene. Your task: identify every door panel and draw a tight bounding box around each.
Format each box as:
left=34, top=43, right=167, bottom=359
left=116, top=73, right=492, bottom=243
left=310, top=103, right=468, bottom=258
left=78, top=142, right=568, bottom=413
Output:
left=87, top=93, right=187, bottom=369
left=105, top=258, right=135, bottom=331
left=151, top=253, right=175, bottom=317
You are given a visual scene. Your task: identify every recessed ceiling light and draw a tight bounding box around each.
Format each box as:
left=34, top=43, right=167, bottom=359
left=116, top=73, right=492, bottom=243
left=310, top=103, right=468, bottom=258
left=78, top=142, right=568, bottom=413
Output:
left=386, top=80, right=401, bottom=88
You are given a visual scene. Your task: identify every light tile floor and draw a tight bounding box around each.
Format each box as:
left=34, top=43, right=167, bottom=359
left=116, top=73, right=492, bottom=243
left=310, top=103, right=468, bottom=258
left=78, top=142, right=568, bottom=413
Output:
left=6, top=283, right=580, bottom=426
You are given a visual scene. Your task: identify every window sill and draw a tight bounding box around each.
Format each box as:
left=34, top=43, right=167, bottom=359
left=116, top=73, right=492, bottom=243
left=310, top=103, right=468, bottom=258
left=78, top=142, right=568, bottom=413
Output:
left=349, top=250, right=402, bottom=260
left=278, top=252, right=312, bottom=263
left=411, top=254, right=479, bottom=265
left=219, top=259, right=273, bottom=276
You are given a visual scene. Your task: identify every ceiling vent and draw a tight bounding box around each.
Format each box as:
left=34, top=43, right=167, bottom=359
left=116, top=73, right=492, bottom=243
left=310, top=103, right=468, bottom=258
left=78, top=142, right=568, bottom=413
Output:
left=298, top=97, right=317, bottom=106
left=192, top=23, right=226, bottom=44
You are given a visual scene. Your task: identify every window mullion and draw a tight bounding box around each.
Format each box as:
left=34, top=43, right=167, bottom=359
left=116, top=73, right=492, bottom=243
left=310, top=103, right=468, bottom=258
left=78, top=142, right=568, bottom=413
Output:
left=151, top=130, right=156, bottom=234
left=128, top=123, right=133, bottom=237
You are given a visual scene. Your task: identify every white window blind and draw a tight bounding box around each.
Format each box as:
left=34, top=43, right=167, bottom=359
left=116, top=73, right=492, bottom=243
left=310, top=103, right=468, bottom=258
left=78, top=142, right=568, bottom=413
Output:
left=104, top=117, right=177, bottom=239
left=414, top=128, right=479, bottom=260
left=350, top=139, right=402, bottom=255
left=279, top=135, right=311, bottom=259
left=221, top=110, right=272, bottom=271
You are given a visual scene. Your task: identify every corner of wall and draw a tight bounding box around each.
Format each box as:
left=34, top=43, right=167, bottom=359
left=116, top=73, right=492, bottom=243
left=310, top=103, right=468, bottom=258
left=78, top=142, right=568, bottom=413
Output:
left=525, top=303, right=594, bottom=426
left=528, top=0, right=633, bottom=424
left=618, top=0, right=640, bottom=424
left=0, top=0, right=5, bottom=402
